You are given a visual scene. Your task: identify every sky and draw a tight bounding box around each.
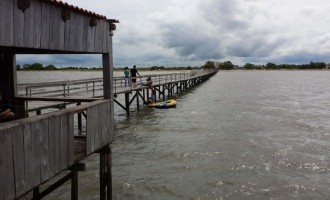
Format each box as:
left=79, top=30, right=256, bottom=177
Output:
left=17, top=0, right=330, bottom=67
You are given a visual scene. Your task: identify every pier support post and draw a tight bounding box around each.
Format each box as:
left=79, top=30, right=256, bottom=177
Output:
left=100, top=145, right=112, bottom=200
left=125, top=93, right=130, bottom=116
left=136, top=91, right=140, bottom=111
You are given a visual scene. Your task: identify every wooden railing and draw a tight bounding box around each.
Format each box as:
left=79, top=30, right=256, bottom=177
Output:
left=0, top=99, right=112, bottom=200
left=17, top=70, right=211, bottom=97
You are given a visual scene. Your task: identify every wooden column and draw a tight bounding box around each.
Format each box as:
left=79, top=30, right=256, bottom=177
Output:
left=102, top=53, right=112, bottom=99
left=106, top=146, right=112, bottom=200
left=100, top=146, right=112, bottom=200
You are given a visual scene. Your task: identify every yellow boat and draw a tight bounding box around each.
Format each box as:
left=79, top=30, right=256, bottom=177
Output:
left=147, top=99, right=176, bottom=109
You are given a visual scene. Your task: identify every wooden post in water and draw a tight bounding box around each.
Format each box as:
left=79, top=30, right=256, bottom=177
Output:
left=136, top=91, right=140, bottom=111
left=125, top=92, right=130, bottom=116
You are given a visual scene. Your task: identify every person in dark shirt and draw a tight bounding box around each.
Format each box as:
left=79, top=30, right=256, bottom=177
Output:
left=0, top=93, right=15, bottom=122
left=130, top=65, right=140, bottom=88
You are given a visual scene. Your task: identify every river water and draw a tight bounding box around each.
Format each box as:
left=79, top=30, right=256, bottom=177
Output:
left=18, top=70, right=330, bottom=199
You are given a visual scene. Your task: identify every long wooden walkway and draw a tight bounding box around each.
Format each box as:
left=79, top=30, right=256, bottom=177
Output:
left=17, top=70, right=217, bottom=116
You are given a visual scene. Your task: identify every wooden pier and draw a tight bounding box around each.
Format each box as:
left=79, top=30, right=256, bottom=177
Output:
left=0, top=0, right=216, bottom=200
left=17, top=71, right=217, bottom=116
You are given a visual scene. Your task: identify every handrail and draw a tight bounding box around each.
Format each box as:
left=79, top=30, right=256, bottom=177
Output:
left=17, top=70, right=211, bottom=97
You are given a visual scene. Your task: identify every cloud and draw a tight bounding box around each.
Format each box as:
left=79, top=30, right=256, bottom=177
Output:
left=17, top=0, right=330, bottom=67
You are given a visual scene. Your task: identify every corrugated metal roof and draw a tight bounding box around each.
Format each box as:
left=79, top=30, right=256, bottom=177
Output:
left=44, top=0, right=119, bottom=22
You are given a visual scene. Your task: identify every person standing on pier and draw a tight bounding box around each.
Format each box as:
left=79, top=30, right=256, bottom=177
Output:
left=130, top=65, right=140, bottom=88
left=124, top=67, right=130, bottom=87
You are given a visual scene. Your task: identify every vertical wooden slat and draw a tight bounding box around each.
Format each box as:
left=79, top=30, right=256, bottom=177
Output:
left=33, top=0, right=42, bottom=48
left=48, top=116, right=56, bottom=176
left=81, top=15, right=88, bottom=51
left=60, top=114, right=69, bottom=169
left=105, top=102, right=112, bottom=144
left=40, top=119, right=50, bottom=182
left=64, top=17, right=71, bottom=51
left=76, top=15, right=84, bottom=51
left=31, top=121, right=42, bottom=187
left=54, top=116, right=61, bottom=172
left=102, top=21, right=107, bottom=52
left=48, top=5, right=59, bottom=50
left=98, top=103, right=106, bottom=146
left=105, top=101, right=113, bottom=143
left=87, top=105, right=98, bottom=154
left=58, top=10, right=65, bottom=50
left=23, top=123, right=33, bottom=194
left=0, top=129, right=16, bottom=200
left=69, top=12, right=79, bottom=51
left=40, top=1, right=50, bottom=49
left=94, top=19, right=103, bottom=52
left=12, top=126, right=26, bottom=197
left=23, top=0, right=34, bottom=47
left=87, top=20, right=96, bottom=52
left=48, top=115, right=62, bottom=175
left=0, top=0, right=5, bottom=44
left=13, top=0, right=23, bottom=47
left=67, top=113, right=74, bottom=165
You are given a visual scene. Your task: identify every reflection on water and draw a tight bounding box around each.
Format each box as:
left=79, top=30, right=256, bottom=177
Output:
left=18, top=71, right=330, bottom=199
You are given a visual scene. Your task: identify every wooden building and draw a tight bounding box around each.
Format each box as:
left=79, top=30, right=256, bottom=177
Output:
left=0, top=0, right=118, bottom=199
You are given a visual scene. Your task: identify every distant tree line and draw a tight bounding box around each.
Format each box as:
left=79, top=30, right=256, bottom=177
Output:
left=201, top=60, right=329, bottom=70
left=16, top=63, right=201, bottom=71
left=243, top=62, right=327, bottom=70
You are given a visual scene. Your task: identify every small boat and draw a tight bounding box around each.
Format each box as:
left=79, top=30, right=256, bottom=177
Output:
left=147, top=99, right=176, bottom=109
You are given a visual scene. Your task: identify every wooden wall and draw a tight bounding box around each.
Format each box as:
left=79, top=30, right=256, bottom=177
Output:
left=0, top=0, right=110, bottom=53
left=0, top=100, right=112, bottom=200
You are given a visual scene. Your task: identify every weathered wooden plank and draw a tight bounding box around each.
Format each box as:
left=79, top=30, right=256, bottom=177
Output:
left=101, top=101, right=111, bottom=146
left=86, top=105, right=98, bottom=154
left=76, top=14, right=84, bottom=51
left=49, top=5, right=59, bottom=50
left=98, top=103, right=106, bottom=147
left=58, top=9, right=65, bottom=50
left=40, top=119, right=50, bottom=182
left=94, top=18, right=104, bottom=52
left=48, top=116, right=56, bottom=176
left=12, top=126, right=26, bottom=197
left=60, top=114, right=69, bottom=169
left=0, top=129, right=16, bottom=200
left=54, top=115, right=62, bottom=172
left=48, top=115, right=61, bottom=175
left=64, top=15, right=71, bottom=51
left=80, top=15, right=88, bottom=51
left=31, top=120, right=42, bottom=187
left=33, top=0, right=42, bottom=48
left=87, top=20, right=96, bottom=52
left=105, top=101, right=113, bottom=143
left=67, top=113, right=74, bottom=164
left=69, top=12, right=79, bottom=51
left=13, top=0, right=24, bottom=47
left=22, top=123, right=33, bottom=192
left=23, top=0, right=35, bottom=47
left=105, top=102, right=112, bottom=144
left=102, top=21, right=108, bottom=52
left=40, top=1, right=50, bottom=49
left=0, top=0, right=5, bottom=45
